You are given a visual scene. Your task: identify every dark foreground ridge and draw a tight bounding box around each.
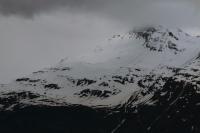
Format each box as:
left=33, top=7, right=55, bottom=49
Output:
left=1, top=78, right=200, bottom=133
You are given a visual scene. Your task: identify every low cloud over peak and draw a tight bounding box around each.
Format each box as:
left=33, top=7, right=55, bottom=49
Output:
left=0, top=0, right=199, bottom=28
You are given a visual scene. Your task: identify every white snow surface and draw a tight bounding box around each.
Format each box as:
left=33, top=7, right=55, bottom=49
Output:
left=1, top=26, right=200, bottom=108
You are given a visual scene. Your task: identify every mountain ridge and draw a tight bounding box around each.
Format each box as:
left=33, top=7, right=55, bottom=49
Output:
left=1, top=26, right=200, bottom=133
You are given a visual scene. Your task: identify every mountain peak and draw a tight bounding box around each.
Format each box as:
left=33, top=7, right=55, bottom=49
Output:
left=125, top=25, right=189, bottom=53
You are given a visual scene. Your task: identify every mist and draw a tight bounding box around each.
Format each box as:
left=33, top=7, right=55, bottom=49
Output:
left=0, top=0, right=200, bottom=83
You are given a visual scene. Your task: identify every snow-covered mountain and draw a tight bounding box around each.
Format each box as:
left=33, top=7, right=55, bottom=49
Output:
left=1, top=26, right=200, bottom=133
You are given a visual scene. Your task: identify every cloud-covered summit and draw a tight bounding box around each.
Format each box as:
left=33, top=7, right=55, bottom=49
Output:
left=0, top=0, right=200, bottom=83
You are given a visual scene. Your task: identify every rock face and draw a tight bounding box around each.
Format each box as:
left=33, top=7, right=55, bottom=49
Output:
left=1, top=26, right=200, bottom=133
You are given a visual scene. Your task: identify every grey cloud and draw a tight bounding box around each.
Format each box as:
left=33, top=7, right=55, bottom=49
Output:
left=0, top=0, right=198, bottom=16
left=0, top=0, right=107, bottom=17
left=1, top=0, right=199, bottom=41
left=0, top=0, right=199, bottom=28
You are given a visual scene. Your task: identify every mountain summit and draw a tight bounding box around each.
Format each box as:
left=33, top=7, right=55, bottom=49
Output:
left=1, top=26, right=200, bottom=133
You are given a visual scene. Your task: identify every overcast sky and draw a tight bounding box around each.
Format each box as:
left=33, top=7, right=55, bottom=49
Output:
left=0, top=0, right=200, bottom=83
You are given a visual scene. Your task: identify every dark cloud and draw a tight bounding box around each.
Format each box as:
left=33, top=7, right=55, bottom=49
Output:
left=0, top=0, right=199, bottom=28
left=0, top=0, right=107, bottom=17
left=0, top=0, right=197, bottom=16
